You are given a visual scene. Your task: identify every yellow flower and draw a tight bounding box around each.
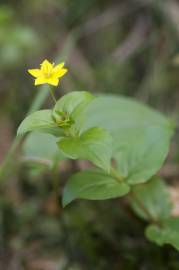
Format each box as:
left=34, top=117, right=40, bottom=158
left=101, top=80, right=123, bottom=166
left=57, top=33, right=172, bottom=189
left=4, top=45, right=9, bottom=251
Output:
left=28, top=59, right=68, bottom=86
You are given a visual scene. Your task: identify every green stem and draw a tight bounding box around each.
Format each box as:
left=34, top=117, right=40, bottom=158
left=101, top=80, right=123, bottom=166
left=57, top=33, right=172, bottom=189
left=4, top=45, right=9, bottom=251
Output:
left=49, top=88, right=57, bottom=104
left=110, top=167, right=124, bottom=183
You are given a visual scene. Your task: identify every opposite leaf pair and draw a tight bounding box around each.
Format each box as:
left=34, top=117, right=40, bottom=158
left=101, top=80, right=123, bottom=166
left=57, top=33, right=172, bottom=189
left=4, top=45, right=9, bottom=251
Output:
left=17, top=91, right=113, bottom=173
left=18, top=91, right=174, bottom=208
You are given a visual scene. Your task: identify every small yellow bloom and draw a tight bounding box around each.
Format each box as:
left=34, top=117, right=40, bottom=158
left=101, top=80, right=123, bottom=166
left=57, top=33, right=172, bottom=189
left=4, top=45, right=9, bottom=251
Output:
left=28, top=59, right=68, bottom=86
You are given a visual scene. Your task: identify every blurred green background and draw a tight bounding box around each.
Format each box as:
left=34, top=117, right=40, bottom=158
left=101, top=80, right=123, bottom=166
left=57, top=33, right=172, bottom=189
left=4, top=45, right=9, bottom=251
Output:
left=1, top=0, right=179, bottom=269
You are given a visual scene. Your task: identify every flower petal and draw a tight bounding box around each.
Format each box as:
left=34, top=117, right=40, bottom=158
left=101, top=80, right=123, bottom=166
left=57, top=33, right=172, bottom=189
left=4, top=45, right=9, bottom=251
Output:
left=35, top=77, right=47, bottom=85
left=28, top=69, right=42, bottom=78
left=47, top=78, right=59, bottom=86
left=54, top=68, right=68, bottom=78
left=41, top=59, right=53, bottom=73
left=53, top=62, right=65, bottom=72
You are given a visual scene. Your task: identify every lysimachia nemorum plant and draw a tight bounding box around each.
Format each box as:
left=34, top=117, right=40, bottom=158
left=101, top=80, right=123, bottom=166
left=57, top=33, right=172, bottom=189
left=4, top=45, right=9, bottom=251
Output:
left=17, top=59, right=178, bottom=251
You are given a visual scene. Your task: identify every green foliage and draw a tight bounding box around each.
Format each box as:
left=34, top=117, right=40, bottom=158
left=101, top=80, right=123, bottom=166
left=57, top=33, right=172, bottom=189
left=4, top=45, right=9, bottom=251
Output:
left=84, top=95, right=174, bottom=184
left=17, top=90, right=177, bottom=252
left=58, top=127, right=112, bottom=172
left=18, top=92, right=108, bottom=171
left=146, top=218, right=179, bottom=251
left=53, top=91, right=94, bottom=131
left=0, top=5, right=40, bottom=67
left=22, top=132, right=66, bottom=176
left=130, top=177, right=172, bottom=222
left=129, top=178, right=179, bottom=250
left=52, top=91, right=95, bottom=127
left=63, top=170, right=130, bottom=206
left=18, top=91, right=95, bottom=136
left=17, top=92, right=175, bottom=204
left=17, top=109, right=58, bottom=135
left=23, top=131, right=65, bottom=162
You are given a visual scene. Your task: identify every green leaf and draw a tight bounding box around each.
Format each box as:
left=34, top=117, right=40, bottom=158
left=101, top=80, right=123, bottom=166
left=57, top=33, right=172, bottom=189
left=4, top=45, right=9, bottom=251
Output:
left=37, top=127, right=64, bottom=137
left=130, top=177, right=172, bottom=222
left=22, top=132, right=66, bottom=176
left=23, top=132, right=65, bottom=162
left=114, top=126, right=172, bottom=185
left=52, top=91, right=95, bottom=123
left=58, top=127, right=112, bottom=172
left=62, top=170, right=130, bottom=207
left=84, top=95, right=174, bottom=184
left=17, top=109, right=58, bottom=135
left=145, top=218, right=179, bottom=251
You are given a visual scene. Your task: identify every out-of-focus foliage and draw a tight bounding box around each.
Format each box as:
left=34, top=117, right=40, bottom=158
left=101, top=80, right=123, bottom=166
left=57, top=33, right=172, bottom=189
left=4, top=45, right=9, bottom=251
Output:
left=0, top=5, right=40, bottom=67
left=130, top=177, right=172, bottom=222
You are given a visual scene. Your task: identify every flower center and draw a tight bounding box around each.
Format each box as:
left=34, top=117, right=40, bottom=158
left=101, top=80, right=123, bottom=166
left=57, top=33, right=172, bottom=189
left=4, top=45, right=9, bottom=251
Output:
left=44, top=69, right=52, bottom=78
left=42, top=64, right=54, bottom=78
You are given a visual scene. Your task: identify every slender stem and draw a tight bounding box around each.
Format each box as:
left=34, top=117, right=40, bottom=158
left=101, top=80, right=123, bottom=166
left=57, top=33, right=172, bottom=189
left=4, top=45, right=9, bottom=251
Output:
left=49, top=88, right=57, bottom=104
left=110, top=167, right=124, bottom=183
